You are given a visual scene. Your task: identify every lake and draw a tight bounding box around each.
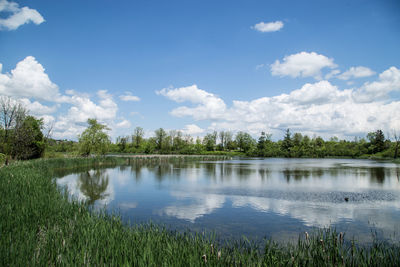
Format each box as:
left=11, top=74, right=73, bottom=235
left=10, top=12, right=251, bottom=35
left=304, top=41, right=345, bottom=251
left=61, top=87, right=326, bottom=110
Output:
left=56, top=158, right=400, bottom=244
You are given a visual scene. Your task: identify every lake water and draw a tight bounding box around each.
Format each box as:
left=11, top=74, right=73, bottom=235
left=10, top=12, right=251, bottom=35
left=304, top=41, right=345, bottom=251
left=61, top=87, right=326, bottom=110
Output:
left=56, top=158, right=400, bottom=244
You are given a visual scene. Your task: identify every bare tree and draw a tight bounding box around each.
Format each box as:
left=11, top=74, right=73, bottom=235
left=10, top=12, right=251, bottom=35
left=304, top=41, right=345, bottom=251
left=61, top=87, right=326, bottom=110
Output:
left=44, top=121, right=55, bottom=140
left=0, top=96, right=26, bottom=132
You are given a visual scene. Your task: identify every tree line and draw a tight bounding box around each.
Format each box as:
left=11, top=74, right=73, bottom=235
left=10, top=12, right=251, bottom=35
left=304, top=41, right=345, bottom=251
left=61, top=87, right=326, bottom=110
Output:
left=47, top=119, right=399, bottom=160
left=1, top=96, right=399, bottom=162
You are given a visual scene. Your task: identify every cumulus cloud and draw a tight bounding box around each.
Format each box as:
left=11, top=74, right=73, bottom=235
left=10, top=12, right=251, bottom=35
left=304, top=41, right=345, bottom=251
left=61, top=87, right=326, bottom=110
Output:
left=0, top=57, right=128, bottom=140
left=352, top=66, right=400, bottom=103
left=0, top=0, right=44, bottom=30
left=119, top=92, right=140, bottom=102
left=52, top=90, right=118, bottom=139
left=0, top=56, right=63, bottom=102
left=279, top=81, right=348, bottom=105
left=338, top=66, right=376, bottom=80
left=252, top=20, right=284, bottom=32
left=182, top=124, right=205, bottom=135
left=19, top=98, right=57, bottom=115
left=156, top=85, right=227, bottom=120
left=271, top=52, right=337, bottom=80
left=116, top=119, right=131, bottom=128
left=325, top=69, right=341, bottom=80
left=159, top=71, right=400, bottom=138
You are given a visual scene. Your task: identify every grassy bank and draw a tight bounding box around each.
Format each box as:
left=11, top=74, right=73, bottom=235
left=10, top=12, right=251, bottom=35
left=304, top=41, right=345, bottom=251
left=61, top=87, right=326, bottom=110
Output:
left=1, top=157, right=399, bottom=266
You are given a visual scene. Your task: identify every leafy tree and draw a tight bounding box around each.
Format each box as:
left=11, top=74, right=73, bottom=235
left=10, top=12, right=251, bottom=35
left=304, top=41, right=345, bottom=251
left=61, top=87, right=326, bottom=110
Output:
left=367, top=129, right=385, bottom=154
left=224, top=131, right=234, bottom=150
left=281, top=129, right=293, bottom=157
left=78, top=119, right=111, bottom=156
left=195, top=137, right=204, bottom=153
left=132, top=127, right=144, bottom=149
left=172, top=131, right=184, bottom=151
left=235, top=131, right=255, bottom=153
left=154, top=128, right=167, bottom=151
left=257, top=132, right=272, bottom=155
left=203, top=131, right=218, bottom=151
left=116, top=136, right=129, bottom=152
left=11, top=116, right=45, bottom=160
left=144, top=137, right=157, bottom=153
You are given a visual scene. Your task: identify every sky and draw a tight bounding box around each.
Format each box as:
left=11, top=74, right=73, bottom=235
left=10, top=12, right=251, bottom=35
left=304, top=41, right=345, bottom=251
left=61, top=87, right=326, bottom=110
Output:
left=0, top=0, right=399, bottom=141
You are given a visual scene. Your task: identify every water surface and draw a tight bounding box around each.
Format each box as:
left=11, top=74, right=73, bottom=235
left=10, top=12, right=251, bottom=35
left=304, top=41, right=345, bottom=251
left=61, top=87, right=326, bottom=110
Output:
left=56, top=158, right=400, bottom=244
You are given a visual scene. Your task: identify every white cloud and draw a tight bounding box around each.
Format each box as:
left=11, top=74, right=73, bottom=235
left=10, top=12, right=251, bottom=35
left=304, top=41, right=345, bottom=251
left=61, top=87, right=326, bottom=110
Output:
left=252, top=21, right=284, bottom=32
left=0, top=56, right=63, bottom=102
left=0, top=0, right=44, bottom=30
left=156, top=85, right=226, bottom=120
left=0, top=57, right=127, bottom=140
left=52, top=90, right=118, bottom=139
left=182, top=124, right=205, bottom=135
left=338, top=66, right=376, bottom=80
left=65, top=90, right=117, bottom=124
left=324, top=69, right=341, bottom=80
left=160, top=72, right=400, bottom=139
left=280, top=80, right=347, bottom=105
left=271, top=52, right=337, bottom=80
left=116, top=119, right=131, bottom=128
left=19, top=98, right=57, bottom=115
left=352, top=66, right=400, bottom=103
left=119, top=92, right=140, bottom=102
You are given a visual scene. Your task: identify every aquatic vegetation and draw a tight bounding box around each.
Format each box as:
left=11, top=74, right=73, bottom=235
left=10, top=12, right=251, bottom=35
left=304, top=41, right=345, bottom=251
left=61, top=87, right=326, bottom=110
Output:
left=1, top=157, right=399, bottom=266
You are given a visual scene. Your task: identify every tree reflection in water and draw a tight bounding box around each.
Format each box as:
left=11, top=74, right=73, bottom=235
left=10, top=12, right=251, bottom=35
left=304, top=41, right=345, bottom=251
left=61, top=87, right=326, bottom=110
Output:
left=78, top=169, right=109, bottom=205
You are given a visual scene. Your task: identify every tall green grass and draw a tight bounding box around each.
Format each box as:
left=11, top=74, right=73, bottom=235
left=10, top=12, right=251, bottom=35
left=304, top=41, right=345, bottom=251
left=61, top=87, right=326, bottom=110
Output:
left=1, top=157, right=399, bottom=266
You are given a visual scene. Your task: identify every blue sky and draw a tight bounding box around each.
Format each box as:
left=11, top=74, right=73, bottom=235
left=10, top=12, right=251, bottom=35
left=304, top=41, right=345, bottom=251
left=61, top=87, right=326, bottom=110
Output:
left=1, top=0, right=399, bottom=140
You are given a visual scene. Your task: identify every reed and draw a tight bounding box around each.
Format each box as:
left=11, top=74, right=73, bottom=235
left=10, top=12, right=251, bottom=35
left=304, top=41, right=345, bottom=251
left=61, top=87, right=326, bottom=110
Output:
left=1, top=157, right=399, bottom=266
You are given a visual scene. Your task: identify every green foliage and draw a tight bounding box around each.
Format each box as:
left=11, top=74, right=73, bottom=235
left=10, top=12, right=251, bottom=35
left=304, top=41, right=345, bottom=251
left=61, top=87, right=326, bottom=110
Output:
left=78, top=119, right=111, bottom=156
left=154, top=128, right=167, bottom=151
left=367, top=129, right=386, bottom=154
left=44, top=124, right=400, bottom=160
left=0, top=153, right=5, bottom=166
left=281, top=129, right=293, bottom=157
left=203, top=131, right=217, bottom=151
left=132, top=126, right=144, bottom=149
left=11, top=116, right=45, bottom=160
left=1, top=158, right=399, bottom=266
left=235, top=131, right=255, bottom=153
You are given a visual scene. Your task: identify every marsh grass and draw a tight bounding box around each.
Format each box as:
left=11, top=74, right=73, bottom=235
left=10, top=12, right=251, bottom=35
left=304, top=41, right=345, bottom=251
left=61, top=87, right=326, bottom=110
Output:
left=1, top=157, right=399, bottom=266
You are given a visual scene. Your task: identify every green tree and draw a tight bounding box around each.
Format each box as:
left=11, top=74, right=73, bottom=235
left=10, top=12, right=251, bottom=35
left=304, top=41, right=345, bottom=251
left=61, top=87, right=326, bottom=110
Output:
left=78, top=119, right=111, bottom=156
left=292, top=132, right=303, bottom=157
left=203, top=131, right=218, bottom=151
left=11, top=116, right=45, bottom=160
left=281, top=129, right=293, bottom=157
left=257, top=132, right=272, bottom=156
left=367, top=129, right=385, bottom=154
left=132, top=127, right=144, bottom=149
left=235, top=131, right=255, bottom=153
left=116, top=136, right=129, bottom=152
left=154, top=128, right=167, bottom=151
left=224, top=131, right=234, bottom=150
